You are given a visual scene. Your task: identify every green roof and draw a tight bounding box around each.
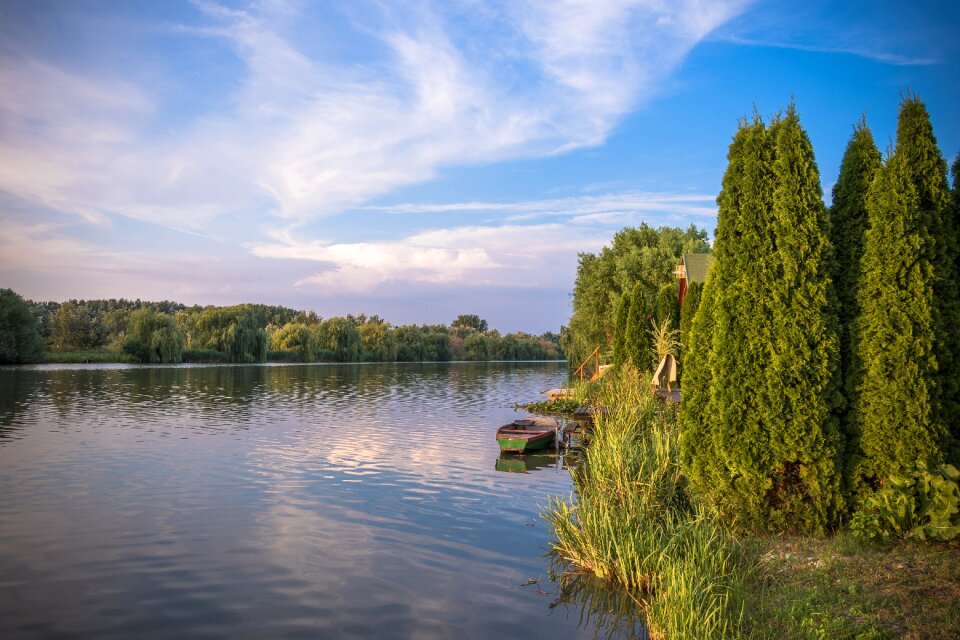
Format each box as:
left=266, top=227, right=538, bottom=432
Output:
left=683, top=253, right=714, bottom=283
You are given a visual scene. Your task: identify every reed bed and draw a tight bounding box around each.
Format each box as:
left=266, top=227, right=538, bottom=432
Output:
left=545, top=369, right=747, bottom=639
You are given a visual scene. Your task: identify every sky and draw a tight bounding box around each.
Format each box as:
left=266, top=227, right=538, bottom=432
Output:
left=0, top=1, right=958, bottom=334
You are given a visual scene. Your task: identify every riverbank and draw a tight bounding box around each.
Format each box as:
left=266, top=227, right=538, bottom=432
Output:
left=542, top=369, right=960, bottom=639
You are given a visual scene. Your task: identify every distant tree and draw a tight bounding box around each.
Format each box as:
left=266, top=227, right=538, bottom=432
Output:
left=316, top=317, right=361, bottom=362
left=653, top=282, right=680, bottom=330
left=678, top=280, right=703, bottom=377
left=451, top=314, right=488, bottom=336
left=358, top=320, right=396, bottom=361
left=124, top=309, right=184, bottom=363
left=830, top=118, right=882, bottom=460
left=611, top=293, right=630, bottom=368
left=270, top=323, right=317, bottom=362
left=0, top=289, right=46, bottom=364
left=623, top=282, right=648, bottom=369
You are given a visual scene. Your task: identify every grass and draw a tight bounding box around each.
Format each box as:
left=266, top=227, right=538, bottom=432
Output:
left=744, top=534, right=960, bottom=639
left=44, top=349, right=133, bottom=363
left=543, top=367, right=960, bottom=639
left=544, top=368, right=748, bottom=639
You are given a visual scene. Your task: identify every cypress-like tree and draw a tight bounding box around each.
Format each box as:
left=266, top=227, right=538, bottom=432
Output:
left=611, top=293, right=630, bottom=368
left=762, top=105, right=843, bottom=530
left=653, top=282, right=680, bottom=330
left=830, top=118, right=882, bottom=456
left=623, top=282, right=648, bottom=369
left=854, top=148, right=944, bottom=488
left=680, top=119, right=756, bottom=513
left=678, top=280, right=703, bottom=379
left=708, top=115, right=781, bottom=527
left=949, top=154, right=960, bottom=462
left=894, top=96, right=955, bottom=458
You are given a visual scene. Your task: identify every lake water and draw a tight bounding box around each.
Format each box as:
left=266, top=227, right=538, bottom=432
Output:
left=0, top=362, right=645, bottom=639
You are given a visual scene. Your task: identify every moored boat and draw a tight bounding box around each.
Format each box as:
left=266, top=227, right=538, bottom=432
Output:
left=496, top=417, right=561, bottom=453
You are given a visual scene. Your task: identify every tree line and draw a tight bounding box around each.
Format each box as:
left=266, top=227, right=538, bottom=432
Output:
left=678, top=95, right=959, bottom=534
left=0, top=295, right=563, bottom=364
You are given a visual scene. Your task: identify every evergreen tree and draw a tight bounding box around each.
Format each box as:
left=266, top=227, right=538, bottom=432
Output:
left=653, top=282, right=680, bottom=330
left=623, top=282, right=647, bottom=369
left=895, top=96, right=955, bottom=457
left=611, top=293, right=630, bottom=368
left=762, top=106, right=843, bottom=530
left=949, top=153, right=960, bottom=462
left=830, top=119, right=882, bottom=454
left=854, top=149, right=944, bottom=489
left=678, top=280, right=703, bottom=379
left=0, top=289, right=45, bottom=364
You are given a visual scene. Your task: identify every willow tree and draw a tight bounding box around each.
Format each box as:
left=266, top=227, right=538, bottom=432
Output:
left=830, top=118, right=882, bottom=450
left=0, top=289, right=45, bottom=364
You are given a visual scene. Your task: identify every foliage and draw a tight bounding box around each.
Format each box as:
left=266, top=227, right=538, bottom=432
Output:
left=894, top=96, right=957, bottom=461
left=682, top=108, right=843, bottom=533
left=123, top=309, right=184, bottom=363
left=853, top=140, right=945, bottom=492
left=653, top=282, right=680, bottom=331
left=830, top=118, right=882, bottom=455
left=610, top=294, right=630, bottom=368
left=545, top=370, right=747, bottom=638
left=450, top=314, right=488, bottom=335
left=181, top=349, right=231, bottom=363
left=0, top=288, right=46, bottom=363
left=622, top=282, right=648, bottom=370
left=270, top=322, right=318, bottom=362
left=648, top=318, right=679, bottom=372
left=565, top=224, right=710, bottom=367
left=520, top=398, right=581, bottom=415
left=182, top=307, right=268, bottom=363
left=677, top=280, right=702, bottom=378
left=851, top=462, right=960, bottom=543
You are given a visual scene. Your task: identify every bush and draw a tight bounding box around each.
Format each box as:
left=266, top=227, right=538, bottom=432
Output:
left=851, top=462, right=960, bottom=543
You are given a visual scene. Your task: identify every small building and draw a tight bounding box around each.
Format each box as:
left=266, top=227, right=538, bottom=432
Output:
left=674, top=253, right=715, bottom=306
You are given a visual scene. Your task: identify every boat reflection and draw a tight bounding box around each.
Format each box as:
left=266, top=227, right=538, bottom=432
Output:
left=494, top=452, right=565, bottom=473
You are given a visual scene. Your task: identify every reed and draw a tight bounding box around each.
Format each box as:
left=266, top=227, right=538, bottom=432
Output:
left=545, top=369, right=747, bottom=639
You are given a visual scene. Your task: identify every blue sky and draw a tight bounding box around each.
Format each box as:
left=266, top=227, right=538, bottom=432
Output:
left=1, top=0, right=957, bottom=334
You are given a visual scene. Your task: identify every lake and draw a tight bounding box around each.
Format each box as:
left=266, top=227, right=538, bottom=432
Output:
left=0, top=362, right=644, bottom=639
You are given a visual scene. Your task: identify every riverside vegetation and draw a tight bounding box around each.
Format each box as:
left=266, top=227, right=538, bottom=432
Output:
left=0, top=295, right=563, bottom=365
left=549, top=95, right=960, bottom=638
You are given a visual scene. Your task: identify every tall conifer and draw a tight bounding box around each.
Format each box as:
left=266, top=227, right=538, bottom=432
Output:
left=611, top=294, right=630, bottom=368
left=623, top=282, right=647, bottom=369
left=949, top=154, right=960, bottom=461
left=894, top=96, right=955, bottom=458
left=855, top=148, right=944, bottom=488
left=762, top=106, right=843, bottom=530
left=830, top=119, right=881, bottom=456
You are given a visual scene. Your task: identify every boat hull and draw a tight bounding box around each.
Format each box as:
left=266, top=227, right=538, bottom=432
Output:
left=496, top=418, right=559, bottom=452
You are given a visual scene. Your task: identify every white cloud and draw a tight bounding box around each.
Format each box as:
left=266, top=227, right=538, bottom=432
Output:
left=249, top=223, right=607, bottom=294
left=0, top=0, right=747, bottom=228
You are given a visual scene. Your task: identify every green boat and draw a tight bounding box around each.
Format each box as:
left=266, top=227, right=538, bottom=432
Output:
left=496, top=417, right=560, bottom=453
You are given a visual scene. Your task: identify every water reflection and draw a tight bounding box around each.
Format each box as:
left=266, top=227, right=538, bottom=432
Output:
left=0, top=362, right=644, bottom=639
left=495, top=453, right=566, bottom=473
left=547, top=556, right=650, bottom=640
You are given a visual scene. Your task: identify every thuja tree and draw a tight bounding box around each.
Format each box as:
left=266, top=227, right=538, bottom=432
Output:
left=623, top=282, right=648, bottom=369
left=678, top=280, right=703, bottom=380
left=950, top=154, right=960, bottom=461
left=611, top=293, right=630, bottom=368
left=763, top=106, right=843, bottom=529
left=830, top=118, right=881, bottom=447
left=896, top=96, right=956, bottom=454
left=680, top=120, right=755, bottom=512
left=853, top=149, right=945, bottom=489
left=653, top=282, right=680, bottom=330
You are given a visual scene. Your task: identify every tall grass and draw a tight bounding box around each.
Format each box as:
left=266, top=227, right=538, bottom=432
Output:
left=544, top=369, right=747, bottom=639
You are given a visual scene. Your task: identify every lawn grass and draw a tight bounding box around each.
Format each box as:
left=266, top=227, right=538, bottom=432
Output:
left=744, top=534, right=960, bottom=639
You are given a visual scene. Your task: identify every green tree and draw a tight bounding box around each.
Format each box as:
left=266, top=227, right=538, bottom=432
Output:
left=124, top=309, right=184, bottom=363
left=853, top=150, right=944, bottom=491
left=358, top=321, right=397, bottom=361
left=678, top=280, right=703, bottom=377
left=830, top=118, right=882, bottom=458
left=950, top=153, right=960, bottom=461
left=653, top=282, right=680, bottom=330
left=623, top=282, right=648, bottom=369
left=271, top=323, right=317, bottom=362
left=450, top=314, right=488, bottom=335
left=762, top=105, right=843, bottom=530
left=611, top=293, right=630, bottom=368
left=0, top=289, right=46, bottom=363
left=316, top=317, right=361, bottom=362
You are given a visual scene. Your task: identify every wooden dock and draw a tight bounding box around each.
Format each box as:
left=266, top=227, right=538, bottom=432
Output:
left=654, top=388, right=682, bottom=404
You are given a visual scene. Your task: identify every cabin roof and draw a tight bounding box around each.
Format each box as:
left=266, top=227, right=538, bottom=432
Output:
left=683, top=253, right=714, bottom=283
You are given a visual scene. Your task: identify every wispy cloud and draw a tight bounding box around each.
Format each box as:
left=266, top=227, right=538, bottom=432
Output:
left=0, top=0, right=747, bottom=229
left=249, top=223, right=609, bottom=294
left=713, top=34, right=939, bottom=66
